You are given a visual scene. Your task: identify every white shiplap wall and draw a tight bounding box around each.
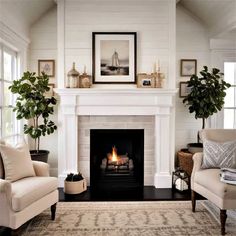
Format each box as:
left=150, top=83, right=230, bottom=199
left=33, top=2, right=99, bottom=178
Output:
left=29, top=1, right=212, bottom=176
left=29, top=7, right=58, bottom=176
left=175, top=5, right=210, bottom=151
left=64, top=0, right=173, bottom=86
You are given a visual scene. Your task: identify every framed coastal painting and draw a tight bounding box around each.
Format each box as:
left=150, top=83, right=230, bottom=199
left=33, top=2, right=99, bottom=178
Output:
left=44, top=83, right=54, bottom=97
left=38, top=60, right=55, bottom=77
left=92, top=32, right=137, bottom=84
left=180, top=59, right=197, bottom=77
left=179, top=82, right=191, bottom=98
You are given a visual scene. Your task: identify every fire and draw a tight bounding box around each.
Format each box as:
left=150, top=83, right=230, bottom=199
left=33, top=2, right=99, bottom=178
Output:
left=111, top=146, right=119, bottom=162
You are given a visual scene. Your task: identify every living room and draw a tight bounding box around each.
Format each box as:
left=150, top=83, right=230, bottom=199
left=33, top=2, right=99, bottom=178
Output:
left=0, top=0, right=236, bottom=235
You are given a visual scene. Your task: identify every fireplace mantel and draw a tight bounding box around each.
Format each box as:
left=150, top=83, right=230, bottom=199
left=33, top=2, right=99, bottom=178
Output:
left=55, top=88, right=178, bottom=188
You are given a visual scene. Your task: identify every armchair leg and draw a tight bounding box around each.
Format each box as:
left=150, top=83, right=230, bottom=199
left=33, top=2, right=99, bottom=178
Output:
left=220, top=209, right=227, bottom=235
left=191, top=190, right=196, bottom=212
left=51, top=203, right=57, bottom=220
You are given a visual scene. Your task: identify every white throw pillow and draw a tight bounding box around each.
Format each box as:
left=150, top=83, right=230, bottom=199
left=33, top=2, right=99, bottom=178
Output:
left=201, top=139, right=236, bottom=169
left=0, top=142, right=35, bottom=182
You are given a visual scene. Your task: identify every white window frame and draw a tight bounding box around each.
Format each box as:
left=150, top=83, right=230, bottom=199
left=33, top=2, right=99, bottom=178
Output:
left=0, top=43, right=20, bottom=138
left=223, top=61, right=236, bottom=129
left=209, top=52, right=236, bottom=129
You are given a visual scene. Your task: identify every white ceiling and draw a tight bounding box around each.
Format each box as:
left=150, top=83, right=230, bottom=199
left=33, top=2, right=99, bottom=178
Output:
left=178, top=0, right=236, bottom=38
left=1, top=0, right=235, bottom=40
left=1, top=0, right=56, bottom=27
left=179, top=0, right=235, bottom=27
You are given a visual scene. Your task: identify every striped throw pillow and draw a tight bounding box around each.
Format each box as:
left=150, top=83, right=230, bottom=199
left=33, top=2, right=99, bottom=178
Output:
left=201, top=139, right=236, bottom=169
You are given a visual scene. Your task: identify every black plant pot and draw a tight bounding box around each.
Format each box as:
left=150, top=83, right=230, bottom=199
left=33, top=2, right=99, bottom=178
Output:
left=187, top=143, right=203, bottom=154
left=30, top=150, right=49, bottom=163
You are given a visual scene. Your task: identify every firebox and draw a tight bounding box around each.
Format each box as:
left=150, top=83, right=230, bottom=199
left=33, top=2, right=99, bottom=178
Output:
left=90, top=129, right=144, bottom=197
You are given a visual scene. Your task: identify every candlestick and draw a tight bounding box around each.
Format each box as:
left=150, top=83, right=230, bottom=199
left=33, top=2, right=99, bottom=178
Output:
left=153, top=62, right=157, bottom=74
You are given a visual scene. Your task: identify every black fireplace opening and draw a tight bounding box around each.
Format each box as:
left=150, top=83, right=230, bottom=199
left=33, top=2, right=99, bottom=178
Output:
left=90, top=129, right=144, bottom=198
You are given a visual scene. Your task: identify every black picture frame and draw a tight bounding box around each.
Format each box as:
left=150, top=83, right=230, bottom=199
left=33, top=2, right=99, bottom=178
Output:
left=180, top=59, right=197, bottom=77
left=179, top=82, right=191, bottom=98
left=92, top=32, right=137, bottom=84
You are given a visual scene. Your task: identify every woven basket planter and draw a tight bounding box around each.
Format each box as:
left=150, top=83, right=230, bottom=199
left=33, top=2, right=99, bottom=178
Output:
left=64, top=179, right=87, bottom=194
left=177, top=150, right=193, bottom=177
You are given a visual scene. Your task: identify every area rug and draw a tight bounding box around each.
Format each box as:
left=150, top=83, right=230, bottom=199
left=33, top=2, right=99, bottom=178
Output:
left=21, top=201, right=236, bottom=236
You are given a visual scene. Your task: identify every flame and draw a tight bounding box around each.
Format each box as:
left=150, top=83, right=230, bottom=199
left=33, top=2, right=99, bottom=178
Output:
left=111, top=146, right=119, bottom=162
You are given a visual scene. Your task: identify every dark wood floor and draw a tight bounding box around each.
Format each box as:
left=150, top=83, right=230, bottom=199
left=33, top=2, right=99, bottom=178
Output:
left=59, top=186, right=195, bottom=201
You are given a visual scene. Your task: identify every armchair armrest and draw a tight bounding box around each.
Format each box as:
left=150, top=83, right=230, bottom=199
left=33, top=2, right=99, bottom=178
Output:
left=0, top=179, right=12, bottom=226
left=0, top=179, right=11, bottom=194
left=191, top=152, right=203, bottom=189
left=0, top=179, right=12, bottom=205
left=32, top=161, right=50, bottom=177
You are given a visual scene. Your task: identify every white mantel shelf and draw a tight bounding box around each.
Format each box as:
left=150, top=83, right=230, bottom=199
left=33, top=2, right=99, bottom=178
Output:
left=56, top=87, right=178, bottom=188
left=54, top=88, right=178, bottom=95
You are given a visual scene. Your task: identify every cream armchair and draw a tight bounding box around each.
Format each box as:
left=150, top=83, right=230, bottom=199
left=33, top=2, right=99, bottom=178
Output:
left=0, top=158, right=58, bottom=232
left=191, top=129, right=236, bottom=235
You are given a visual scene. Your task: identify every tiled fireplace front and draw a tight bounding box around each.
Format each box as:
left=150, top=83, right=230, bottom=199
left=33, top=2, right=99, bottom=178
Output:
left=78, top=116, right=154, bottom=186
left=55, top=88, right=177, bottom=188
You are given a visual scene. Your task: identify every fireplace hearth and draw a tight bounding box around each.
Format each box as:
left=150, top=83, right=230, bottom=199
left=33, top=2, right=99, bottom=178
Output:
left=90, top=129, right=144, bottom=196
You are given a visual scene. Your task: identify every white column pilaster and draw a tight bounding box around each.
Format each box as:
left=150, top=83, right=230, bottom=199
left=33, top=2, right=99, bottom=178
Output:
left=154, top=109, right=172, bottom=188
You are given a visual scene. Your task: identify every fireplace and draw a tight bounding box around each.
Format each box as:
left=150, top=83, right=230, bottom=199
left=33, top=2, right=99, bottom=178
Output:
left=90, top=129, right=144, bottom=196
left=55, top=88, right=177, bottom=188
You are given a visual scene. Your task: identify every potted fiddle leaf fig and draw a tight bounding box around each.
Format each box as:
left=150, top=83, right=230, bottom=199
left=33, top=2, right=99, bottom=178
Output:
left=183, top=66, right=230, bottom=151
left=9, top=71, right=57, bottom=162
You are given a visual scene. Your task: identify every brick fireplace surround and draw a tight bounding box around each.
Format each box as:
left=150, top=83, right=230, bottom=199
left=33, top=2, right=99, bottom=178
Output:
left=55, top=88, right=177, bottom=188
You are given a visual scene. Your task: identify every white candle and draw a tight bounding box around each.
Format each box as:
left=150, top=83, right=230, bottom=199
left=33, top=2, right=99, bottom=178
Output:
left=158, top=59, right=160, bottom=72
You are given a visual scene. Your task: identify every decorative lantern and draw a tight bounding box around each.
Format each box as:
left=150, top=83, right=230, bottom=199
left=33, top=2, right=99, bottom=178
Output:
left=67, top=62, right=79, bottom=88
left=172, top=168, right=190, bottom=192
left=79, top=66, right=92, bottom=88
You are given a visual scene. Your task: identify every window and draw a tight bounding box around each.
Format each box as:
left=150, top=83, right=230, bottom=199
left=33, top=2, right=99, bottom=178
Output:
left=224, top=62, right=236, bottom=128
left=0, top=44, right=19, bottom=138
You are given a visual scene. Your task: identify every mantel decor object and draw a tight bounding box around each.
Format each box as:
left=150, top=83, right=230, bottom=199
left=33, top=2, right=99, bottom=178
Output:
left=67, top=62, right=80, bottom=88
left=154, top=72, right=165, bottom=88
left=79, top=66, right=92, bottom=88
left=137, top=73, right=155, bottom=88
left=92, top=32, right=137, bottom=84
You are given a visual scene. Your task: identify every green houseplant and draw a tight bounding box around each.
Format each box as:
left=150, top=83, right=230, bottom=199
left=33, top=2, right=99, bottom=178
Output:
left=183, top=66, right=231, bottom=145
left=9, top=71, right=57, bottom=162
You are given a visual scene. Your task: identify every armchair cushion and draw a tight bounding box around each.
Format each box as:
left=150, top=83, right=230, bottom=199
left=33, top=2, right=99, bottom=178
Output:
left=0, top=142, right=35, bottom=182
left=194, top=169, right=236, bottom=199
left=201, top=139, right=236, bottom=169
left=11, top=176, right=57, bottom=211
left=32, top=161, right=50, bottom=177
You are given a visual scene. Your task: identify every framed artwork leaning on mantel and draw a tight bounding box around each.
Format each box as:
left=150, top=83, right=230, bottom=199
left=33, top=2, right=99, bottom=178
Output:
left=92, top=32, right=137, bottom=84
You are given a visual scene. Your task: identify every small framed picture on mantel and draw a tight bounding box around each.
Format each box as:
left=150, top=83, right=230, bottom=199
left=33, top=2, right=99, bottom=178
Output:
left=92, top=32, right=137, bottom=84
